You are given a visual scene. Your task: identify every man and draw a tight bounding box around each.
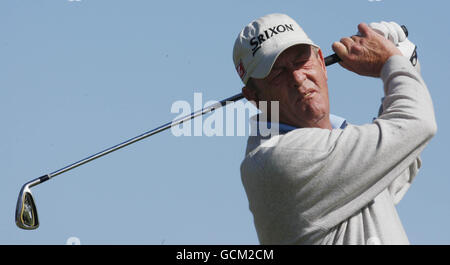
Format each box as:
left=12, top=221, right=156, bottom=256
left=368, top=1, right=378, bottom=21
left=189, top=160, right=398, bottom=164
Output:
left=233, top=13, right=436, bottom=244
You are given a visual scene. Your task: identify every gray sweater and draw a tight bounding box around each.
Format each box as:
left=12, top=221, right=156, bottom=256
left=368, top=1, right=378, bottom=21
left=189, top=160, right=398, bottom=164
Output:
left=240, top=55, right=437, bottom=245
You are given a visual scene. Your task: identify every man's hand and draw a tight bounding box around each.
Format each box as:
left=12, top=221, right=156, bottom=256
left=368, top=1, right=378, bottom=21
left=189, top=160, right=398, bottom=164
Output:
left=332, top=23, right=402, bottom=77
left=369, top=21, right=419, bottom=71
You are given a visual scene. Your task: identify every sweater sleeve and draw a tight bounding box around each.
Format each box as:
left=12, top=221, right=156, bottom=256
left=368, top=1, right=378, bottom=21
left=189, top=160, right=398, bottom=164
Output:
left=382, top=58, right=423, bottom=205
left=253, top=55, right=437, bottom=233
left=314, top=55, right=435, bottom=228
left=388, top=156, right=421, bottom=205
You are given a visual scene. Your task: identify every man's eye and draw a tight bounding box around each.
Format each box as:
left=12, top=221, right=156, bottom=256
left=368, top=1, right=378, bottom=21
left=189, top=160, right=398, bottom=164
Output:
left=275, top=71, right=283, bottom=78
left=271, top=70, right=283, bottom=80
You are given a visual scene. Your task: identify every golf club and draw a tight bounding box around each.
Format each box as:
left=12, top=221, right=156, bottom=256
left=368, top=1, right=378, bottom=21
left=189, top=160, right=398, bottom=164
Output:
left=16, top=26, right=410, bottom=230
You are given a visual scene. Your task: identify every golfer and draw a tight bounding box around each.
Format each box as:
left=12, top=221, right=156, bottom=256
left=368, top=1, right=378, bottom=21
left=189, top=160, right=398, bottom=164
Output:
left=234, top=13, right=436, bottom=244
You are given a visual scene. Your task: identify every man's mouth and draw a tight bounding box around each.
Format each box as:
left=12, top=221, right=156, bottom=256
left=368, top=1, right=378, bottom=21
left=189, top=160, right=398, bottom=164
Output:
left=304, top=91, right=315, bottom=98
left=300, top=89, right=317, bottom=101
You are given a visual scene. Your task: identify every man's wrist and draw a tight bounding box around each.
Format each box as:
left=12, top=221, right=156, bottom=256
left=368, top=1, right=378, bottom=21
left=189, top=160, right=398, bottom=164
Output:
left=380, top=55, right=416, bottom=94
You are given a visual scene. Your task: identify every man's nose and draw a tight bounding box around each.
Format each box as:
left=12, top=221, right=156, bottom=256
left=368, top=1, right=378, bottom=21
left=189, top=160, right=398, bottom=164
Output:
left=289, top=68, right=307, bottom=90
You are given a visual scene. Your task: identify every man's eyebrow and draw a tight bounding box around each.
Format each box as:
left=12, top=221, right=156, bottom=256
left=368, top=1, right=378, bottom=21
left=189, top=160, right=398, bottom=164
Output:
left=294, top=51, right=310, bottom=60
left=272, top=49, right=311, bottom=71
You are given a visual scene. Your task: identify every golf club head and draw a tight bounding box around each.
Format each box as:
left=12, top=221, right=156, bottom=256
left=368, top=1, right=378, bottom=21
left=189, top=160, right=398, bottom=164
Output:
left=16, top=182, right=39, bottom=230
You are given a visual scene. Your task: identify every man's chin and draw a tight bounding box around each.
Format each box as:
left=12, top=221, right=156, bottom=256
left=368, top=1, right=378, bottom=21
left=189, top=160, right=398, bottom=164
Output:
left=299, top=112, right=331, bottom=129
left=311, top=113, right=331, bottom=129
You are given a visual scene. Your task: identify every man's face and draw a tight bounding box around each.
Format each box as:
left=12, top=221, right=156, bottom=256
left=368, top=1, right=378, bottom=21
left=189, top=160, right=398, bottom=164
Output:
left=250, top=44, right=331, bottom=129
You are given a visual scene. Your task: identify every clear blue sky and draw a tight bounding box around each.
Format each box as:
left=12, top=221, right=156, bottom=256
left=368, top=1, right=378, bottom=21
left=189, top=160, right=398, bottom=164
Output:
left=1, top=0, right=449, bottom=244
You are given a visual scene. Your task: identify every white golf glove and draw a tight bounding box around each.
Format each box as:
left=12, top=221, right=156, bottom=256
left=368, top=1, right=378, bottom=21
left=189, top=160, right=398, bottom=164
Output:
left=368, top=21, right=420, bottom=71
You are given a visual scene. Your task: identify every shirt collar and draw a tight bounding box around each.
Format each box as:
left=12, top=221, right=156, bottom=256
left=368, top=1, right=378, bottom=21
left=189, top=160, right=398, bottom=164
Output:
left=251, top=114, right=348, bottom=135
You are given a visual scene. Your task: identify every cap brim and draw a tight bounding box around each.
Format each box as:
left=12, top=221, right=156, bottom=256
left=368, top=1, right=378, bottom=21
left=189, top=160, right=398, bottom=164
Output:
left=251, top=40, right=319, bottom=80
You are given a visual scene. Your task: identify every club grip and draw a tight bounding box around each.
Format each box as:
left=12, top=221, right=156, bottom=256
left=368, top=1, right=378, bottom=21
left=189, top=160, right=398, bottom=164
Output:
left=324, top=53, right=341, bottom=66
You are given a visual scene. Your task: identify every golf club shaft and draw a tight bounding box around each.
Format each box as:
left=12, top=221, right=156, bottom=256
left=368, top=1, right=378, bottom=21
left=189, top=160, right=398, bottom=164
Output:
left=46, top=93, right=244, bottom=180
left=35, top=52, right=341, bottom=185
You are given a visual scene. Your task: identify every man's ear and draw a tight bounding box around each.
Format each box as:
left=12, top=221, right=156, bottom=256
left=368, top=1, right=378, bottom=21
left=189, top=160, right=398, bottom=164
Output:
left=317, top=48, right=328, bottom=80
left=242, top=86, right=259, bottom=108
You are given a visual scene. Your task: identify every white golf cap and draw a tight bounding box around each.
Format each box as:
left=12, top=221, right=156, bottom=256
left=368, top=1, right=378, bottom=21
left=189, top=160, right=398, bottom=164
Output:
left=233, top=13, right=319, bottom=84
